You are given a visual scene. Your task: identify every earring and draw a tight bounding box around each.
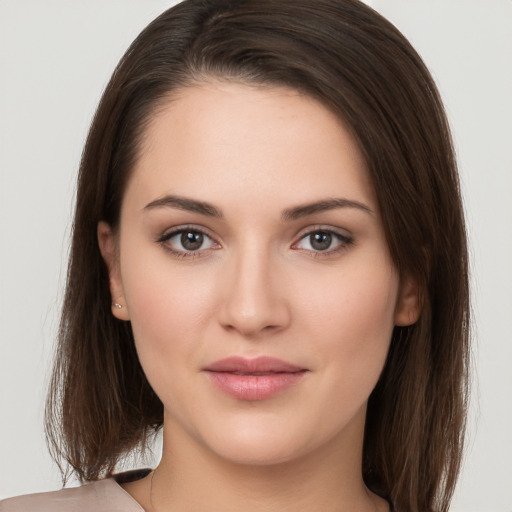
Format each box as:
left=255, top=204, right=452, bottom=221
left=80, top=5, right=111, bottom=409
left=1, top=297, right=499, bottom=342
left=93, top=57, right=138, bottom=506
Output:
left=112, top=303, right=123, bottom=309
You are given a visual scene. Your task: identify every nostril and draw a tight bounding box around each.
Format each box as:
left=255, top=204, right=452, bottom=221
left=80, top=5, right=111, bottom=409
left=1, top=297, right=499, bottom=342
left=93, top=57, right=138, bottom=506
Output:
left=216, top=265, right=291, bottom=336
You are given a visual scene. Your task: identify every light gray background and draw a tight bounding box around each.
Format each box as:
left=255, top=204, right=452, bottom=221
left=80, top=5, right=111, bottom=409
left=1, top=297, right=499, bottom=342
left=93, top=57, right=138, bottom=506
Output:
left=1, top=1, right=511, bottom=510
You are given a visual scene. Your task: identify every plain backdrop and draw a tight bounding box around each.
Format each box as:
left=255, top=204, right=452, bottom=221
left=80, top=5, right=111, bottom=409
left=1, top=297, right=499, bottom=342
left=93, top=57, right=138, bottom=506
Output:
left=1, top=1, right=511, bottom=510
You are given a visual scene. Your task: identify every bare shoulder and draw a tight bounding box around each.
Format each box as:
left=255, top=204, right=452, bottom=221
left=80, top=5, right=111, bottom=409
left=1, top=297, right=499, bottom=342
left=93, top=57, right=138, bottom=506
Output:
left=0, top=478, right=144, bottom=512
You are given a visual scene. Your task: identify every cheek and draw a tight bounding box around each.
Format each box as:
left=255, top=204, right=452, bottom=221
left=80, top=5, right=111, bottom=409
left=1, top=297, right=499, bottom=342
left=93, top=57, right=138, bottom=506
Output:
left=122, top=236, right=216, bottom=325
left=119, top=244, right=219, bottom=382
left=301, top=257, right=398, bottom=337
left=294, top=270, right=397, bottom=442
left=298, top=259, right=398, bottom=391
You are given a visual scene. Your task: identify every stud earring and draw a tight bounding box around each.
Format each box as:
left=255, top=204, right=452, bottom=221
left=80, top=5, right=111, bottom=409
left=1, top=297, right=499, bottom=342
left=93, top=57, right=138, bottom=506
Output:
left=112, top=303, right=123, bottom=309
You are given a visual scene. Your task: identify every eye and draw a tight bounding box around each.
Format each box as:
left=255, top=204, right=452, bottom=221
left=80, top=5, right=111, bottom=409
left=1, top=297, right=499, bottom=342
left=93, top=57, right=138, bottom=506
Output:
left=293, top=229, right=353, bottom=254
left=158, top=227, right=220, bottom=256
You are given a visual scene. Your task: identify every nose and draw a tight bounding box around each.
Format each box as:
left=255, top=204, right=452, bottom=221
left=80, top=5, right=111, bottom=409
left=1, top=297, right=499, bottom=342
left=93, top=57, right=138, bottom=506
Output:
left=217, top=243, right=291, bottom=338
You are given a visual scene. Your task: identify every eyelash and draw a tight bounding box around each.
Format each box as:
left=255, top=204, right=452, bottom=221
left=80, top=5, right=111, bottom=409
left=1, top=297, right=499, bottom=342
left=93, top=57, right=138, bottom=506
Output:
left=156, top=225, right=354, bottom=259
left=292, top=227, right=354, bottom=258
left=156, top=225, right=220, bottom=259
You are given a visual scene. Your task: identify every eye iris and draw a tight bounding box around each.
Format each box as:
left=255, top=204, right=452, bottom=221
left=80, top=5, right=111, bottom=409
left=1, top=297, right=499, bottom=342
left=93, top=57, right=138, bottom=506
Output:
left=310, top=232, right=332, bottom=251
left=181, top=231, right=203, bottom=251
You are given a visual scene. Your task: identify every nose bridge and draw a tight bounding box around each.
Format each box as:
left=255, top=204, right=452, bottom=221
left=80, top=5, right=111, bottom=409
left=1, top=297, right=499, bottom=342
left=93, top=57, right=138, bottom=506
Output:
left=219, top=237, right=289, bottom=336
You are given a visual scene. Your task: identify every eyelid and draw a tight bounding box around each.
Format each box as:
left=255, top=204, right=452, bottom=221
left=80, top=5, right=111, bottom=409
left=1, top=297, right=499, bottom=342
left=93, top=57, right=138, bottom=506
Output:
left=156, top=224, right=221, bottom=258
left=155, top=223, right=353, bottom=259
left=292, top=224, right=352, bottom=242
left=291, top=225, right=354, bottom=255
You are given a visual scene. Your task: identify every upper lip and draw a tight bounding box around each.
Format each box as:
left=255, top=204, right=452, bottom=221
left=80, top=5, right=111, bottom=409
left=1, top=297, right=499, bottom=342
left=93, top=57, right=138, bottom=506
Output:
left=203, top=356, right=305, bottom=373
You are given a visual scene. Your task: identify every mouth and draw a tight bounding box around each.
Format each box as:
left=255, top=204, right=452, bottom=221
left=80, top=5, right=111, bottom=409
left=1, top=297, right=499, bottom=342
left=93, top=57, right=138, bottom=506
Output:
left=203, top=356, right=308, bottom=401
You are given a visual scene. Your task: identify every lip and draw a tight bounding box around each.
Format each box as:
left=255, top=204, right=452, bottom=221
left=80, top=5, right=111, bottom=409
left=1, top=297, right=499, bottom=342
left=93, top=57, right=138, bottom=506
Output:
left=203, top=356, right=308, bottom=401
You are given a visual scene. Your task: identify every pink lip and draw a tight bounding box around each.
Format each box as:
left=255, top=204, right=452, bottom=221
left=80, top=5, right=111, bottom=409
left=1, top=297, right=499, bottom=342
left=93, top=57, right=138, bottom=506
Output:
left=203, top=356, right=308, bottom=401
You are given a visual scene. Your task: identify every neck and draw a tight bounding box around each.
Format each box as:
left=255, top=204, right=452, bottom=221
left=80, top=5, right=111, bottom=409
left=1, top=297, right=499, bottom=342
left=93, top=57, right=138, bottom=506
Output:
left=135, top=408, right=387, bottom=512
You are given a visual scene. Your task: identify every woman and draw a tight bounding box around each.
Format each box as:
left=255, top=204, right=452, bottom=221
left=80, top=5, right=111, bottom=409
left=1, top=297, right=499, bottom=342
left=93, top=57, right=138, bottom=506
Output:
left=0, top=0, right=469, bottom=511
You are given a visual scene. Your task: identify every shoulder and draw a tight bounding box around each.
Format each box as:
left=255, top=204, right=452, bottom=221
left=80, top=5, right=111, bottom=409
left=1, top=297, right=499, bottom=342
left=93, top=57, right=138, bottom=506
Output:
left=0, top=477, right=144, bottom=512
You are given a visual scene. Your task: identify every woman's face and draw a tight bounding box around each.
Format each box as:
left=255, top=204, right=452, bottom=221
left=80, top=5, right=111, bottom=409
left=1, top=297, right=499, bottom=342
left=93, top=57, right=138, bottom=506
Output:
left=99, top=82, right=418, bottom=466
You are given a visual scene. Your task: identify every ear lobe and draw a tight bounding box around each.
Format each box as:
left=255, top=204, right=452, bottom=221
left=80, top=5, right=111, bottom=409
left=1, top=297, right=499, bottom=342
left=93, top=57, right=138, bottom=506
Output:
left=394, top=275, right=421, bottom=326
left=97, top=221, right=130, bottom=321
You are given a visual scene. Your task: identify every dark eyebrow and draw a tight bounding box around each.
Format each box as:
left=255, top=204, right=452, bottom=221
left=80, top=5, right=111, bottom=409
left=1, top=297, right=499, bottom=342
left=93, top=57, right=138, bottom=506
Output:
left=282, top=198, right=373, bottom=221
left=144, top=195, right=223, bottom=218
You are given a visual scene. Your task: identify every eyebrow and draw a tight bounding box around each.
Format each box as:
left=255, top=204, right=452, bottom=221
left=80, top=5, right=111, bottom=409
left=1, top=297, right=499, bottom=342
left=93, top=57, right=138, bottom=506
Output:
left=144, top=195, right=223, bottom=217
left=282, top=198, right=373, bottom=221
left=143, top=194, right=373, bottom=220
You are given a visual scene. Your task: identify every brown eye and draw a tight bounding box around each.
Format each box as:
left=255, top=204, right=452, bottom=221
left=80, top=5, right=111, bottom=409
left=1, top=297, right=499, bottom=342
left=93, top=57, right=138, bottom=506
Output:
left=310, top=232, right=332, bottom=251
left=158, top=228, right=219, bottom=256
left=181, top=231, right=204, bottom=251
left=294, top=229, right=353, bottom=255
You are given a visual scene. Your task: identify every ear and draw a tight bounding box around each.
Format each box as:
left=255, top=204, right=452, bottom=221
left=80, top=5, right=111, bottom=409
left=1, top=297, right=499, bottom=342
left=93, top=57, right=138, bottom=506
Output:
left=97, top=221, right=130, bottom=321
left=394, top=274, right=421, bottom=326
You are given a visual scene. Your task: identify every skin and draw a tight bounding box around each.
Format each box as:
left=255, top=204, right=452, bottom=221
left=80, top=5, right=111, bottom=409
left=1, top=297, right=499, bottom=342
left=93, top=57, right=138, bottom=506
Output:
left=98, top=82, right=419, bottom=512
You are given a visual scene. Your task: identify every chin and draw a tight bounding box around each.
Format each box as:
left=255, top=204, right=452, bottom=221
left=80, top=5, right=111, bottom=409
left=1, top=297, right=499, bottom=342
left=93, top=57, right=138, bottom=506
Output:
left=212, top=438, right=306, bottom=467
left=200, top=418, right=330, bottom=468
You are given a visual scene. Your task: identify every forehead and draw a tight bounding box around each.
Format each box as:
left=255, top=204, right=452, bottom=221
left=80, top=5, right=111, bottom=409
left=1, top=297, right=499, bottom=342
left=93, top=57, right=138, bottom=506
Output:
left=125, top=82, right=375, bottom=213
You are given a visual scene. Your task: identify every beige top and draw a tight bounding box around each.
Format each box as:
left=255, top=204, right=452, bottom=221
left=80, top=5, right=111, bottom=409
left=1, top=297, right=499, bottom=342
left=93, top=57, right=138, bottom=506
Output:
left=0, top=469, right=150, bottom=512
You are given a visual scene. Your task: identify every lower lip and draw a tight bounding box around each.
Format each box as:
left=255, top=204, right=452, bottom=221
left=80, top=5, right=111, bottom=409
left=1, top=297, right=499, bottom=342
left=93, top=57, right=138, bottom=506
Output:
left=205, top=371, right=307, bottom=401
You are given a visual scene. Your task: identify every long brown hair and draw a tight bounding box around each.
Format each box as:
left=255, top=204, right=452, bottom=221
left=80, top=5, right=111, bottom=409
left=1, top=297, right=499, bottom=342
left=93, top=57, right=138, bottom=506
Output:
left=45, top=1, right=470, bottom=511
